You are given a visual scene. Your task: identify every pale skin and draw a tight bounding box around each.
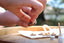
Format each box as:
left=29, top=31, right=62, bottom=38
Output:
left=0, top=0, right=47, bottom=27
left=0, top=10, right=37, bottom=26
left=0, top=10, right=19, bottom=26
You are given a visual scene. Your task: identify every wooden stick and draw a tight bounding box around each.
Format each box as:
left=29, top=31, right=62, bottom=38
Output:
left=58, top=22, right=61, bottom=36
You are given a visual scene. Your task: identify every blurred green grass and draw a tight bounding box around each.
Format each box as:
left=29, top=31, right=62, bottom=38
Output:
left=36, top=14, right=64, bottom=26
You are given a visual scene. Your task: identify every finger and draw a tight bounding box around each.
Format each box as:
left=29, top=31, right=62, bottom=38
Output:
left=28, top=19, right=37, bottom=26
left=22, top=7, right=31, bottom=15
left=22, top=0, right=43, bottom=23
left=37, top=0, right=47, bottom=9
left=37, top=0, right=47, bottom=5
left=28, top=0, right=43, bottom=22
left=17, top=20, right=28, bottom=27
left=8, top=8, right=31, bottom=23
left=32, top=19, right=37, bottom=24
left=22, top=7, right=37, bottom=25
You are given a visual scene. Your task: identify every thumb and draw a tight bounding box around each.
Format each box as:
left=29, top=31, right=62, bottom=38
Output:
left=22, top=7, right=31, bottom=15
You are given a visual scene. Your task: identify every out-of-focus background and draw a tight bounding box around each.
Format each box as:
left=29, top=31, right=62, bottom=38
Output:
left=0, top=0, right=64, bottom=26
left=36, top=0, right=64, bottom=26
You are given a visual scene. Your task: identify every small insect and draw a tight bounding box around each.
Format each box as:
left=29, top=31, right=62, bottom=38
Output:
left=38, top=33, right=44, bottom=35
left=30, top=33, right=36, bottom=36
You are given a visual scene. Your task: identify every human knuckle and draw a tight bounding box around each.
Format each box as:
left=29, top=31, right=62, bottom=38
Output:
left=44, top=0, right=47, bottom=3
left=38, top=4, right=43, bottom=9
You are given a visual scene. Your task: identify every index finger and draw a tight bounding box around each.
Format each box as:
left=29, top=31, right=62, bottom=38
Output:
left=22, top=0, right=43, bottom=23
left=37, top=0, right=47, bottom=9
left=28, top=0, right=44, bottom=22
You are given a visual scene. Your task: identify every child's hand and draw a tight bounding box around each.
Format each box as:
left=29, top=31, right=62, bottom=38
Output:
left=0, top=0, right=47, bottom=27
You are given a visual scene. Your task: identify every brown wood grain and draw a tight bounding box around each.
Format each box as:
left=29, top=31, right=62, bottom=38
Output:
left=0, top=26, right=64, bottom=36
left=0, top=34, right=58, bottom=43
left=0, top=26, right=63, bottom=43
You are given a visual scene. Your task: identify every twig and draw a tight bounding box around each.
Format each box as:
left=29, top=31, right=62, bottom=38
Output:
left=58, top=22, right=61, bottom=36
